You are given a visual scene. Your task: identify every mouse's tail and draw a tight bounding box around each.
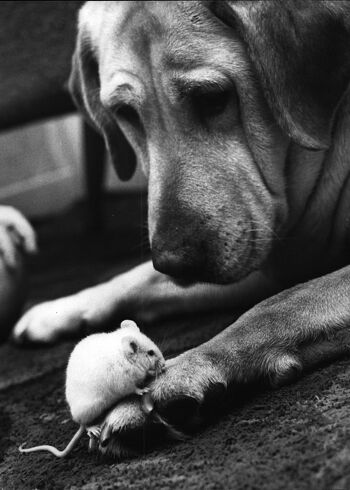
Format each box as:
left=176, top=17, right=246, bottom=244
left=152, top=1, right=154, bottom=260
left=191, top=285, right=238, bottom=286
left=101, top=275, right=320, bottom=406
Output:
left=19, top=426, right=85, bottom=458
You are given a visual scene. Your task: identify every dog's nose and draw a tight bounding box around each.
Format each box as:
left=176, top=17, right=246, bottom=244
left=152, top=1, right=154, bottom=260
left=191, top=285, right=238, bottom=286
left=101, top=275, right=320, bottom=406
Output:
left=152, top=244, right=204, bottom=281
left=152, top=249, right=184, bottom=275
left=150, top=199, right=210, bottom=281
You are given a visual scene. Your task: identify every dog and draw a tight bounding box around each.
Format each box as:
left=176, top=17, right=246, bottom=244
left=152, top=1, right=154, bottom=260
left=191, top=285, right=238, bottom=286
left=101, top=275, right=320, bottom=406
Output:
left=12, top=0, right=350, bottom=456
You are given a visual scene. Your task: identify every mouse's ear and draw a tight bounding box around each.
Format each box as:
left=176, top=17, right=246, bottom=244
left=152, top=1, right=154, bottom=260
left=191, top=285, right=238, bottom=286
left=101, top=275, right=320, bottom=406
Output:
left=120, top=320, right=140, bottom=332
left=210, top=0, right=350, bottom=150
left=68, top=30, right=137, bottom=180
left=122, top=336, right=139, bottom=357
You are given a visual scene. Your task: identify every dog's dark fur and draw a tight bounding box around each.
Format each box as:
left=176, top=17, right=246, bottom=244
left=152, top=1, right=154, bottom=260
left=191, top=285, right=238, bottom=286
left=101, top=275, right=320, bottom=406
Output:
left=13, top=0, right=350, bottom=456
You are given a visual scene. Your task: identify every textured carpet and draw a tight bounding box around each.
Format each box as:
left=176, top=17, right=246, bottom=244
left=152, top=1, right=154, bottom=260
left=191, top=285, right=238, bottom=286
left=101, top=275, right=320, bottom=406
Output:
left=1, top=193, right=350, bottom=490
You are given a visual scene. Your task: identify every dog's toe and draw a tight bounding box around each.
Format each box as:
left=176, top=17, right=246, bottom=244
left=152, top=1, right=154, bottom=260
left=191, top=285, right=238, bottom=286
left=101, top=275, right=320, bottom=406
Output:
left=266, top=352, right=302, bottom=388
left=98, top=397, right=164, bottom=457
left=98, top=350, right=227, bottom=457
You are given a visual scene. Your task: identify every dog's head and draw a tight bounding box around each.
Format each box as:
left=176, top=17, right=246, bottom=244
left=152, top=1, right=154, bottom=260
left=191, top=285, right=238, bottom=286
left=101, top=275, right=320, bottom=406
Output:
left=70, top=0, right=350, bottom=284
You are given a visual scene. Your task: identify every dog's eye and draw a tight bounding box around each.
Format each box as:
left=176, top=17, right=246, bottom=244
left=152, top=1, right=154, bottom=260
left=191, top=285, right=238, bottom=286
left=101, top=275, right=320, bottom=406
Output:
left=147, top=349, right=155, bottom=356
left=192, top=90, right=231, bottom=119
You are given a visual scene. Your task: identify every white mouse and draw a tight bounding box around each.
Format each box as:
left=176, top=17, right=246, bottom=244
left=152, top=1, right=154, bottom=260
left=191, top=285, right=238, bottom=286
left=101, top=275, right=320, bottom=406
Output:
left=66, top=319, right=165, bottom=425
left=19, top=320, right=165, bottom=457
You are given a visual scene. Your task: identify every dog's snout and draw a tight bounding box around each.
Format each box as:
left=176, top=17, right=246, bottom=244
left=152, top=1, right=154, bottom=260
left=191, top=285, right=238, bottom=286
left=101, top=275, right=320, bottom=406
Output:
left=152, top=240, right=206, bottom=282
left=152, top=247, right=191, bottom=277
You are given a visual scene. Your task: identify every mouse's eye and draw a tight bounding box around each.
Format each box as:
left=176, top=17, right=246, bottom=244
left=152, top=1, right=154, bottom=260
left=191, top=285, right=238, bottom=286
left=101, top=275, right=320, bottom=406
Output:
left=148, top=349, right=155, bottom=356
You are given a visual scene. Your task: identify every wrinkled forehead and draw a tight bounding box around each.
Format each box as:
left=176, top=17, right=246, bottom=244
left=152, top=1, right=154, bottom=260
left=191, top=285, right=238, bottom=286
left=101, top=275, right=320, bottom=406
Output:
left=79, top=1, right=231, bottom=80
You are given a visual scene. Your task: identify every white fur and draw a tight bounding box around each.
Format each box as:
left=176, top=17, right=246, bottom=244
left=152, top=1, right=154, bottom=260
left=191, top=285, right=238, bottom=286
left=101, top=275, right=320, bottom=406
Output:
left=65, top=321, right=164, bottom=425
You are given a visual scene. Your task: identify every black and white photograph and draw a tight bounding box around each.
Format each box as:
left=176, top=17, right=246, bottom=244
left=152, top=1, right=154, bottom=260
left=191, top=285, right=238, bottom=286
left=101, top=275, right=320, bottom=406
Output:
left=1, top=1, right=350, bottom=488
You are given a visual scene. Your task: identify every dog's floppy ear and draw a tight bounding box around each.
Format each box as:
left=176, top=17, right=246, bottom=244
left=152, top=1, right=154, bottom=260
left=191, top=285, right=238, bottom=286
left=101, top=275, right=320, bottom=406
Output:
left=69, top=33, right=137, bottom=181
left=210, top=0, right=350, bottom=150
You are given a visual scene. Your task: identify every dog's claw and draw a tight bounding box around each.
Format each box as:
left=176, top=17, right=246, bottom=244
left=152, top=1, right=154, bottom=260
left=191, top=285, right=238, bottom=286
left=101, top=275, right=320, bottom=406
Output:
left=99, top=423, right=113, bottom=448
left=141, top=392, right=154, bottom=414
left=88, top=436, right=99, bottom=452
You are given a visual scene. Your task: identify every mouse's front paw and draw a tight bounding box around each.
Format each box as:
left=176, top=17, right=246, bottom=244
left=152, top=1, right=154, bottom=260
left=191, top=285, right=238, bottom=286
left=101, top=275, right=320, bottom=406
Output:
left=12, top=296, right=86, bottom=344
left=98, top=350, right=227, bottom=457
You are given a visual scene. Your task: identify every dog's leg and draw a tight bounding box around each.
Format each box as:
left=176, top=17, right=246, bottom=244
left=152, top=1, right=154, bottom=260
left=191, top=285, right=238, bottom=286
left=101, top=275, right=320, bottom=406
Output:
left=98, top=265, right=350, bottom=456
left=12, top=261, right=277, bottom=344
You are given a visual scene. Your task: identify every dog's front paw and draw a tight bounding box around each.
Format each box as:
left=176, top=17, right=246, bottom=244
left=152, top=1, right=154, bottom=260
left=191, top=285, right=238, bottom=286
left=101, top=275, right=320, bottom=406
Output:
left=98, top=350, right=227, bottom=457
left=12, top=296, right=87, bottom=344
